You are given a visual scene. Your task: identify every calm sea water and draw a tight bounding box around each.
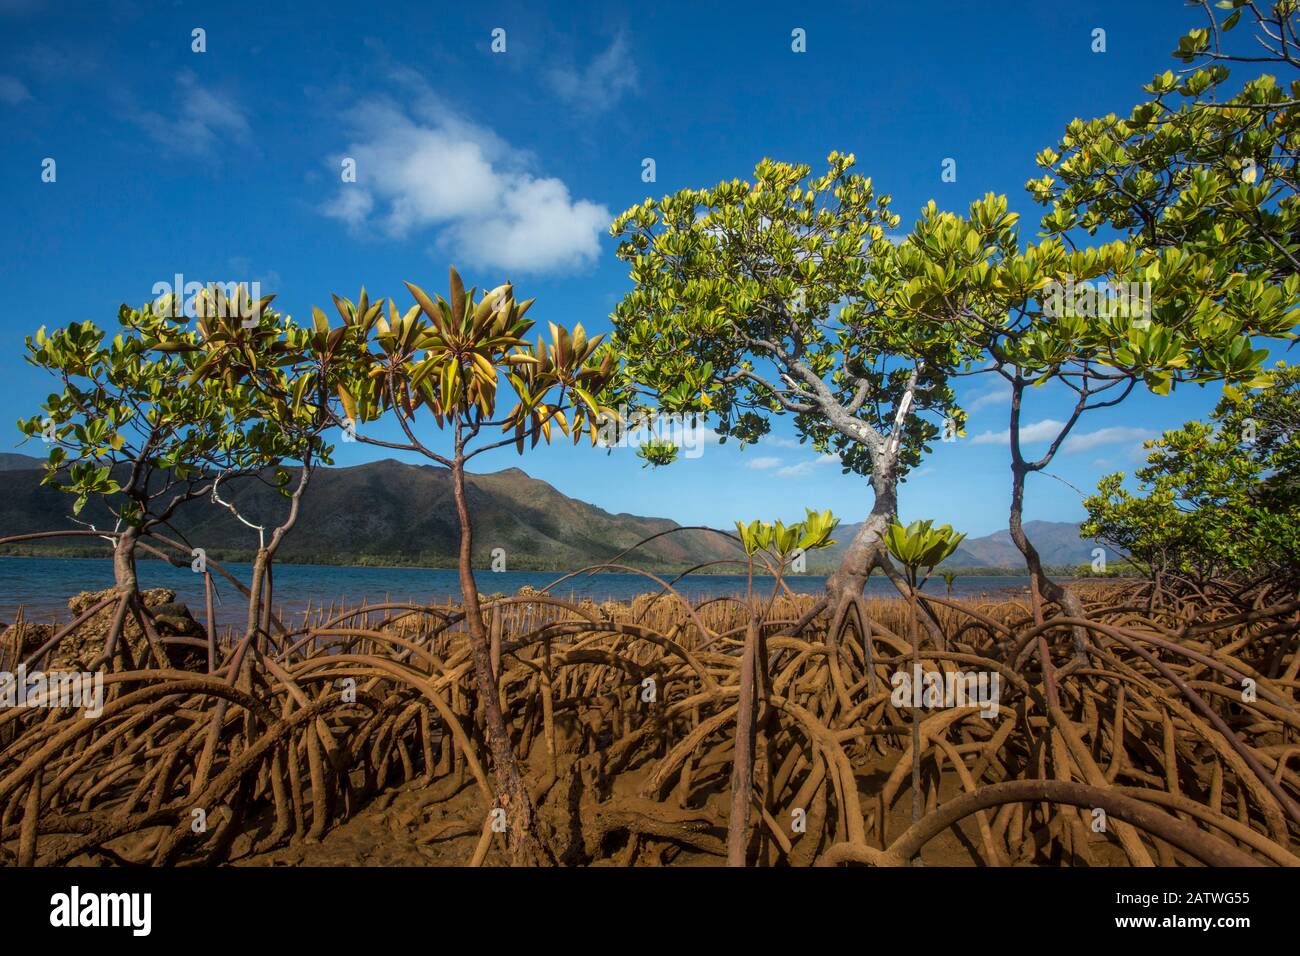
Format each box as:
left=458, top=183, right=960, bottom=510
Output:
left=0, top=555, right=1031, bottom=627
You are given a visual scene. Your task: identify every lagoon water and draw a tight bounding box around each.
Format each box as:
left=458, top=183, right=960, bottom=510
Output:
left=0, top=555, right=1030, bottom=627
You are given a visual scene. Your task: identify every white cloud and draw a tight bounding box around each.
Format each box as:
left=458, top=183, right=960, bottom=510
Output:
left=547, top=35, right=637, bottom=115
left=1126, top=442, right=1154, bottom=464
left=970, top=419, right=1152, bottom=454
left=969, top=418, right=1067, bottom=446
left=745, top=456, right=783, bottom=471
left=446, top=177, right=608, bottom=273
left=776, top=453, right=840, bottom=478
left=762, top=435, right=805, bottom=450
left=0, top=75, right=30, bottom=105
left=131, top=72, right=250, bottom=155
left=323, top=94, right=609, bottom=273
left=321, top=187, right=373, bottom=226
left=1061, top=426, right=1152, bottom=454
left=966, top=382, right=1011, bottom=412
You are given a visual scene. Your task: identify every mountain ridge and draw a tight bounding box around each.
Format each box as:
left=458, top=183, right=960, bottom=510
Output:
left=0, top=453, right=1095, bottom=571
left=813, top=518, right=1106, bottom=570
left=0, top=453, right=739, bottom=571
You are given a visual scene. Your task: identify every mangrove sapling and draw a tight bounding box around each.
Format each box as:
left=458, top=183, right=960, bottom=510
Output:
left=730, top=511, right=837, bottom=865
left=18, top=299, right=273, bottom=670
left=323, top=266, right=622, bottom=865
left=884, top=518, right=965, bottom=863
left=159, top=287, right=343, bottom=671
left=940, top=569, right=957, bottom=597
left=133, top=286, right=347, bottom=824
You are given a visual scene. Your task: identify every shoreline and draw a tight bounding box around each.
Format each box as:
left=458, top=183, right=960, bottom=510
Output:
left=0, top=551, right=1133, bottom=580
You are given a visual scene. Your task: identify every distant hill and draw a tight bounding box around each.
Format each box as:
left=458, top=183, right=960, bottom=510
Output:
left=0, top=452, right=1099, bottom=572
left=811, top=519, right=1104, bottom=571
left=951, top=520, right=1107, bottom=568
left=0, top=456, right=740, bottom=572
left=0, top=453, right=44, bottom=471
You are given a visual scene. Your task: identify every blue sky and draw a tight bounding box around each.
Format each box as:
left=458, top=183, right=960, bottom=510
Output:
left=0, top=0, right=1246, bottom=536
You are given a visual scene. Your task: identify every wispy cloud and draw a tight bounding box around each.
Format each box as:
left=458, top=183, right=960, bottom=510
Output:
left=130, top=72, right=250, bottom=156
left=776, top=453, right=840, bottom=478
left=0, top=75, right=31, bottom=105
left=966, top=382, right=1011, bottom=412
left=969, top=418, right=1067, bottom=446
left=1127, top=443, right=1154, bottom=464
left=1061, top=426, right=1152, bottom=454
left=762, top=435, right=805, bottom=450
left=17, top=41, right=99, bottom=82
left=546, top=34, right=637, bottom=115
left=970, top=418, right=1152, bottom=454
left=745, top=456, right=783, bottom=471
left=322, top=81, right=609, bottom=274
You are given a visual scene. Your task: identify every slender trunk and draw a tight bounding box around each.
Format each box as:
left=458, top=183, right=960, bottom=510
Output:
left=106, top=528, right=142, bottom=671
left=1008, top=466, right=1082, bottom=705
left=259, top=559, right=274, bottom=644
left=244, top=548, right=268, bottom=644
left=238, top=466, right=310, bottom=662
left=204, top=570, right=216, bottom=672
left=1007, top=381, right=1090, bottom=667
left=726, top=616, right=760, bottom=866
left=257, top=464, right=310, bottom=649
left=450, top=449, right=545, bottom=865
left=222, top=548, right=268, bottom=690
left=908, top=579, right=923, bottom=866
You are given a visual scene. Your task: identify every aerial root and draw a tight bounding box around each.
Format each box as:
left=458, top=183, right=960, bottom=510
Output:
left=1, top=580, right=1297, bottom=866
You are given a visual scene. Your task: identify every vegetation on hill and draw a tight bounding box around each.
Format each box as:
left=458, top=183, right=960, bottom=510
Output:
left=0, top=455, right=740, bottom=571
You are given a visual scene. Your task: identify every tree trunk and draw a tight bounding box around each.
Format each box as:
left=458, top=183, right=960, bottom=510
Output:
left=244, top=549, right=268, bottom=645
left=102, top=528, right=141, bottom=671
left=827, top=468, right=947, bottom=648
left=726, top=616, right=760, bottom=866
left=907, top=580, right=923, bottom=865
left=825, top=475, right=897, bottom=599
left=450, top=453, right=547, bottom=866
left=1005, top=375, right=1091, bottom=668
left=1008, top=458, right=1091, bottom=665
left=112, top=526, right=140, bottom=596
left=114, top=527, right=169, bottom=669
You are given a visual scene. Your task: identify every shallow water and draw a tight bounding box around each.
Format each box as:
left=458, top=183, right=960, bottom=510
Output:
left=0, top=555, right=1031, bottom=627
